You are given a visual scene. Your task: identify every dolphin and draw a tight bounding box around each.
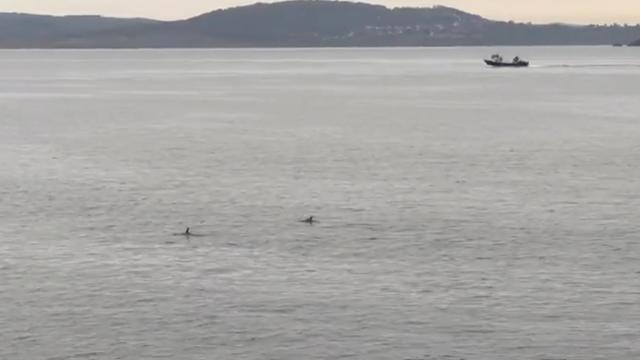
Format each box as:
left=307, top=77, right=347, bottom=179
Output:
left=173, top=227, right=204, bottom=237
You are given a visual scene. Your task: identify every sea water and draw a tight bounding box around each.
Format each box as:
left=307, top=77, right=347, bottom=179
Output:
left=1, top=47, right=639, bottom=359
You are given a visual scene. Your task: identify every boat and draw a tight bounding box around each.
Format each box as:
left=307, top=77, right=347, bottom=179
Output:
left=484, top=54, right=529, bottom=67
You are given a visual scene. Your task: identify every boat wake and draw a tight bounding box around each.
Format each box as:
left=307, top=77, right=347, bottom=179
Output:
left=534, top=63, right=640, bottom=69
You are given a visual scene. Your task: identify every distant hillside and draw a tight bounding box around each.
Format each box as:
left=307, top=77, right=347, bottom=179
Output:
left=0, top=1, right=639, bottom=48
left=0, top=13, right=157, bottom=47
left=631, top=38, right=640, bottom=46
left=173, top=1, right=488, bottom=46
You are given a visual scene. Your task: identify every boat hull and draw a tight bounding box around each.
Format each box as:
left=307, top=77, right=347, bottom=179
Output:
left=484, top=60, right=529, bottom=67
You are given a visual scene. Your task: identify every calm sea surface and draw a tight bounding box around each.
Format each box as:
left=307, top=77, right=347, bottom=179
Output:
left=1, top=47, right=639, bottom=360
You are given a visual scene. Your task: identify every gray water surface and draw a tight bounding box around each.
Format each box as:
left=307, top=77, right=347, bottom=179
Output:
left=1, top=47, right=639, bottom=360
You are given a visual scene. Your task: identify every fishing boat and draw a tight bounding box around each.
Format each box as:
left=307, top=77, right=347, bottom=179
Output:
left=484, top=54, right=529, bottom=67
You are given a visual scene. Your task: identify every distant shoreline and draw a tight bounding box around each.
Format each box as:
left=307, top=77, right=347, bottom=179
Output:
left=1, top=1, right=639, bottom=49
left=0, top=44, right=636, bottom=51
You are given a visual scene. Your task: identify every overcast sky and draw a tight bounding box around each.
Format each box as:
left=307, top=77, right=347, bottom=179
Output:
left=0, top=0, right=638, bottom=24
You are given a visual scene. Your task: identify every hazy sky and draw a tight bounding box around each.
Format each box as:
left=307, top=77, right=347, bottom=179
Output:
left=0, top=0, right=639, bottom=24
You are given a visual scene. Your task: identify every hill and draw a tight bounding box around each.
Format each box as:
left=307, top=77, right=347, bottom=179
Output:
left=1, top=1, right=639, bottom=48
left=0, top=13, right=157, bottom=48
